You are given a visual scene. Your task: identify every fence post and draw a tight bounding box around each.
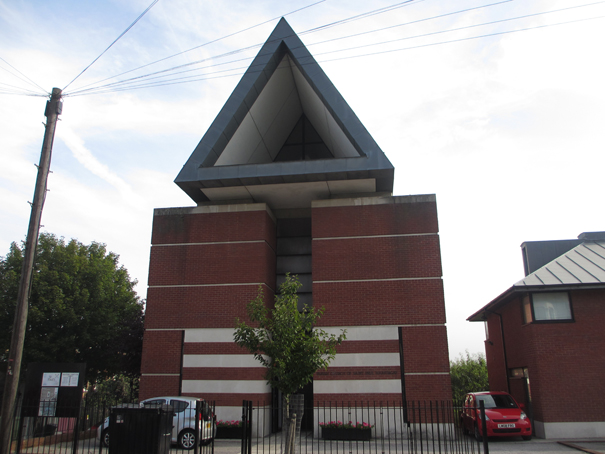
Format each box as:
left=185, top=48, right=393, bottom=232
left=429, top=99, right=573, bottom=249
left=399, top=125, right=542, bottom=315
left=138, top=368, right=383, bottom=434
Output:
left=194, top=400, right=200, bottom=454
left=72, top=401, right=81, bottom=454
left=479, top=401, right=489, bottom=454
left=241, top=400, right=253, bottom=454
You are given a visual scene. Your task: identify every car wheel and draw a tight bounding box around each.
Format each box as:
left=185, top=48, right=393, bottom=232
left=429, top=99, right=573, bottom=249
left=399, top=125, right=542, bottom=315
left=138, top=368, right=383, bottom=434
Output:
left=522, top=435, right=532, bottom=441
left=179, top=429, right=197, bottom=450
left=474, top=425, right=483, bottom=442
left=101, top=428, right=110, bottom=448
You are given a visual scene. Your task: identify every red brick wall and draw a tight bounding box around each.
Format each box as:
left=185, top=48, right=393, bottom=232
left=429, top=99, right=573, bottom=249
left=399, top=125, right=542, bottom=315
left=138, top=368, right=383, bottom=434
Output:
left=141, top=197, right=452, bottom=405
left=145, top=285, right=272, bottom=329
left=311, top=197, right=451, bottom=403
left=152, top=209, right=276, bottom=250
left=139, top=330, right=182, bottom=399
left=312, top=200, right=438, bottom=238
left=140, top=206, right=276, bottom=400
left=314, top=280, right=445, bottom=326
left=485, top=288, right=605, bottom=423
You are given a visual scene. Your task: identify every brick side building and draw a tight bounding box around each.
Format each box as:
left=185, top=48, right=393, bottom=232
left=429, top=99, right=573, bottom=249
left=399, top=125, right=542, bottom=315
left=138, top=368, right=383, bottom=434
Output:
left=468, top=232, right=605, bottom=438
left=140, top=18, right=451, bottom=425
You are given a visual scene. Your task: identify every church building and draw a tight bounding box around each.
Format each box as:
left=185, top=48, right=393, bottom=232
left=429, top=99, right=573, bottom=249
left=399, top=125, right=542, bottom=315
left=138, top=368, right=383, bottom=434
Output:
left=139, top=18, right=451, bottom=424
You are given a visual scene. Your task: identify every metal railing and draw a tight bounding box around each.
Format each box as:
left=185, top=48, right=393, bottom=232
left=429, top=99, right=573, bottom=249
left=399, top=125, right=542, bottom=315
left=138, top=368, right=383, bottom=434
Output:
left=7, top=399, right=488, bottom=454
left=239, top=400, right=485, bottom=454
left=6, top=399, right=216, bottom=454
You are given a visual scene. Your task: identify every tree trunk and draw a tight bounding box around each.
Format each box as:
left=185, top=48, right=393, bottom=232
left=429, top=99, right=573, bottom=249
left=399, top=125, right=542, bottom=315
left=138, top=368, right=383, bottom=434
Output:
left=283, top=394, right=304, bottom=454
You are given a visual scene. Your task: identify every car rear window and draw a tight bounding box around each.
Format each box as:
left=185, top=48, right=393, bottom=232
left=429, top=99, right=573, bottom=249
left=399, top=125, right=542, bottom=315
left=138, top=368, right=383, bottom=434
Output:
left=476, top=394, right=517, bottom=409
left=171, top=400, right=189, bottom=412
left=143, top=399, right=166, bottom=406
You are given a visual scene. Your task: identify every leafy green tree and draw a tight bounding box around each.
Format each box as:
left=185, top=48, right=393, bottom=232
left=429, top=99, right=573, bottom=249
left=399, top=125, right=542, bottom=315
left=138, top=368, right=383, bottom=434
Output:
left=0, top=233, right=144, bottom=388
left=450, top=351, right=489, bottom=403
left=234, top=274, right=345, bottom=453
left=85, top=374, right=140, bottom=406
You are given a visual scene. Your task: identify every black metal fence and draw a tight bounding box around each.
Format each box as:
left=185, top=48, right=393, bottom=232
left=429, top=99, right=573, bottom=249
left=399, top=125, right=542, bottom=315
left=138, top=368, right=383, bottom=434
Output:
left=241, top=400, right=485, bottom=454
left=7, top=399, right=488, bottom=454
left=6, top=399, right=216, bottom=454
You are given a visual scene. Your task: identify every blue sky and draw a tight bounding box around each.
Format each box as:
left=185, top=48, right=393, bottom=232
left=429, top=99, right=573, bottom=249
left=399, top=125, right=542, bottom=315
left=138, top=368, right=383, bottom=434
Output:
left=2, top=0, right=604, bottom=359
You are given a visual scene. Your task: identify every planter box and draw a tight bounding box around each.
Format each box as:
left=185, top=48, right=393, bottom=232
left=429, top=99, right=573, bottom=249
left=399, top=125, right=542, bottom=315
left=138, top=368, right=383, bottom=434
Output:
left=216, top=426, right=243, bottom=439
left=321, top=428, right=372, bottom=441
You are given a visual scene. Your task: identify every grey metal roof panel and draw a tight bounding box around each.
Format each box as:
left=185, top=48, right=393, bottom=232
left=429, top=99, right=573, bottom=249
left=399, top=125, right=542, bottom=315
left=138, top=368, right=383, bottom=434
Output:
left=515, top=241, right=605, bottom=287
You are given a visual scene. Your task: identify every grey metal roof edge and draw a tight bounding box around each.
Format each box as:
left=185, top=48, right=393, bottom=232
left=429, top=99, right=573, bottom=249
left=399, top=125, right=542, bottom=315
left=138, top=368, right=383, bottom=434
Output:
left=467, top=282, right=605, bottom=322
left=175, top=18, right=394, bottom=203
left=467, top=287, right=516, bottom=322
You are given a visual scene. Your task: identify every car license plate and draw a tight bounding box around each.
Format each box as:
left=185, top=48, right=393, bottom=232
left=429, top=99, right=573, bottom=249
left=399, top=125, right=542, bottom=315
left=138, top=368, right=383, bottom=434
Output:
left=498, top=423, right=515, bottom=428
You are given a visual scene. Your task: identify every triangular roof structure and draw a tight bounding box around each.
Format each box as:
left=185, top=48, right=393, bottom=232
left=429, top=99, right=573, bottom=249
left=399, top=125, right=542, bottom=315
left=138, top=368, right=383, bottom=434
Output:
left=175, top=18, right=394, bottom=207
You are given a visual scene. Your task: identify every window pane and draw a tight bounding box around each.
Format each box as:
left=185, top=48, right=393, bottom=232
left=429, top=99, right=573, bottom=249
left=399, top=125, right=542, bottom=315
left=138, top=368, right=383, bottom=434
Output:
left=532, top=292, right=572, bottom=320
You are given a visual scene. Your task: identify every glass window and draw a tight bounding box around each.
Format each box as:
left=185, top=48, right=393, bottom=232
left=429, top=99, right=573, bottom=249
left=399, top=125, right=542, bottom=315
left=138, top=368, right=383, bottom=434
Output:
left=532, top=292, right=572, bottom=321
left=170, top=400, right=189, bottom=413
left=143, top=399, right=166, bottom=407
left=476, top=394, right=518, bottom=409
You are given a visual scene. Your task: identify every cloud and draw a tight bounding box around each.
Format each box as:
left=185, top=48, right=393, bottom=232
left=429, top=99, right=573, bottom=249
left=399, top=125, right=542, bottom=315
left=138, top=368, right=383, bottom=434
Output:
left=57, top=126, right=143, bottom=206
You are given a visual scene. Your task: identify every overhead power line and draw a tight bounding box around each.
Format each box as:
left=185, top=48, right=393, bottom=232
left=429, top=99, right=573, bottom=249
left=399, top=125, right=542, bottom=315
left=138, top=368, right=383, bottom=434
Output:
left=0, top=56, right=47, bottom=95
left=64, top=1, right=605, bottom=97
left=67, top=12, right=605, bottom=97
left=67, top=0, right=327, bottom=94
left=62, top=0, right=161, bottom=91
left=65, top=0, right=473, bottom=97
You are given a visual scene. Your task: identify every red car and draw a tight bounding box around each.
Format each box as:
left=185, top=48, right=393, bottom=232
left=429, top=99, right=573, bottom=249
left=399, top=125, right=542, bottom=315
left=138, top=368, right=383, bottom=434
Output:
left=461, top=391, right=532, bottom=441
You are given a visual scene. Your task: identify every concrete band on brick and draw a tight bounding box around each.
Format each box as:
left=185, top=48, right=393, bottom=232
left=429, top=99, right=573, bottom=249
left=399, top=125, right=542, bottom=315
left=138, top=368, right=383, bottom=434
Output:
left=312, top=194, right=436, bottom=208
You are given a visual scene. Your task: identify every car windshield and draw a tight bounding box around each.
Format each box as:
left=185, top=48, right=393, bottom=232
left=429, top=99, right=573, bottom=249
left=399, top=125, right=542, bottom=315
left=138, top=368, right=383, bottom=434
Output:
left=476, top=394, right=517, bottom=409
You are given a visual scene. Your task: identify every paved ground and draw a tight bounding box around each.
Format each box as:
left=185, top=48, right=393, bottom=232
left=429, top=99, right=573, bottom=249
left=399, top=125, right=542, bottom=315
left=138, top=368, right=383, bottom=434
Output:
left=482, top=438, right=605, bottom=454
left=14, top=436, right=605, bottom=454
left=208, top=438, right=605, bottom=454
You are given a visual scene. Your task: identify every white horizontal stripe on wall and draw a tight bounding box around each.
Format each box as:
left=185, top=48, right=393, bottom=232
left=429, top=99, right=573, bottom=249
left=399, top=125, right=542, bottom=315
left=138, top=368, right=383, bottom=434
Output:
left=330, top=353, right=399, bottom=367
left=183, top=354, right=267, bottom=368
left=314, top=380, right=401, bottom=394
left=314, top=277, right=441, bottom=283
left=183, top=325, right=443, bottom=344
left=185, top=328, right=236, bottom=343
left=182, top=380, right=270, bottom=394
left=313, top=233, right=437, bottom=241
left=149, top=283, right=264, bottom=289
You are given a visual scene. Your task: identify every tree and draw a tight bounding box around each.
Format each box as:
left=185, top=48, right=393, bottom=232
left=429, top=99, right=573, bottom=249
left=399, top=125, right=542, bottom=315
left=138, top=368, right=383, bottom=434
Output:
left=234, top=274, right=345, bottom=453
left=0, top=233, right=144, bottom=389
left=450, top=351, right=489, bottom=403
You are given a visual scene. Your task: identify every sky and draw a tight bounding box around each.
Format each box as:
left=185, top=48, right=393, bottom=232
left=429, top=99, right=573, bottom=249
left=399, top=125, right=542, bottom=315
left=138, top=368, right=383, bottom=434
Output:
left=1, top=0, right=604, bottom=361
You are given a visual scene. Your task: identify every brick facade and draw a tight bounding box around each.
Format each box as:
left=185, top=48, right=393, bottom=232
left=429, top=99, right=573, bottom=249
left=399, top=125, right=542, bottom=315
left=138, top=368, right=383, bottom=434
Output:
left=484, top=289, right=605, bottom=425
left=140, top=196, right=451, bottom=414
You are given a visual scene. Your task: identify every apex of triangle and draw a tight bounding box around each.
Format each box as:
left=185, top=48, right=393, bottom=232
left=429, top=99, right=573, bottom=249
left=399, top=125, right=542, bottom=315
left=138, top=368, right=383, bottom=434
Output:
left=175, top=18, right=394, bottom=208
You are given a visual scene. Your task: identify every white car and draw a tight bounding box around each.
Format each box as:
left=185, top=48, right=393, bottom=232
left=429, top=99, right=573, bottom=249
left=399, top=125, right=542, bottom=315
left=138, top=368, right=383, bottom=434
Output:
left=97, top=396, right=216, bottom=450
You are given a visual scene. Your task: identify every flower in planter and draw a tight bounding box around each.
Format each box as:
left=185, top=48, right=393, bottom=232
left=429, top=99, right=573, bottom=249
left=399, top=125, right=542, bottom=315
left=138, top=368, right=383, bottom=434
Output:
left=217, top=420, right=243, bottom=428
left=319, top=420, right=373, bottom=430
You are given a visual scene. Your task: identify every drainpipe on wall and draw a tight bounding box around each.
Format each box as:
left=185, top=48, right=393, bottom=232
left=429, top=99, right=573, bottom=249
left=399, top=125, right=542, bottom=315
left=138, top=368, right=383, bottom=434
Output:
left=486, top=310, right=510, bottom=394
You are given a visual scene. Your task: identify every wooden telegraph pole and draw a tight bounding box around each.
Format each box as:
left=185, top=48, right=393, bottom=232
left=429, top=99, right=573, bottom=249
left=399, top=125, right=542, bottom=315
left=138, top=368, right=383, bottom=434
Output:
left=0, top=88, right=62, bottom=454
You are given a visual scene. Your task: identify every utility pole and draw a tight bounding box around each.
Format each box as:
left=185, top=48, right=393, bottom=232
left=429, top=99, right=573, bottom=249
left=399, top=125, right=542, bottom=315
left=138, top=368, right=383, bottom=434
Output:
left=0, top=88, right=62, bottom=454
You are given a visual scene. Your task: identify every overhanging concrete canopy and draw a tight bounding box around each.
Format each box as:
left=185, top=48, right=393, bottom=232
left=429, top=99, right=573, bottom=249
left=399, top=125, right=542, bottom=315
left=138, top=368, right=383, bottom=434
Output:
left=175, top=18, right=394, bottom=207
